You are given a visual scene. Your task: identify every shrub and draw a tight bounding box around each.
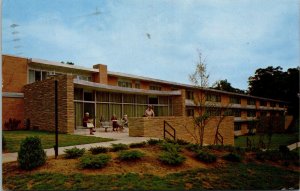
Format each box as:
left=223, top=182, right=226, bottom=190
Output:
left=110, top=143, right=129, bottom=152
left=160, top=142, right=181, bottom=152
left=129, top=142, right=147, bottom=148
left=185, top=143, right=200, bottom=152
left=158, top=151, right=186, bottom=166
left=147, top=139, right=163, bottom=145
left=279, top=145, right=290, bottom=154
left=118, top=150, right=145, bottom=161
left=165, top=138, right=190, bottom=145
left=223, top=152, right=242, bottom=162
left=18, top=136, right=46, bottom=170
left=80, top=154, right=111, bottom=169
left=89, top=146, right=109, bottom=154
left=2, top=135, right=6, bottom=151
left=195, top=151, right=217, bottom=163
left=64, top=147, right=85, bottom=159
left=256, top=149, right=299, bottom=161
left=4, top=118, right=21, bottom=130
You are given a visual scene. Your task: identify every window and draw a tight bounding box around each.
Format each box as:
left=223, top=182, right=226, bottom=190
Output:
left=186, top=90, right=194, bottom=100
left=29, top=69, right=49, bottom=83
left=247, top=98, right=256, bottom=105
left=260, top=100, right=267, bottom=106
left=270, top=102, right=276, bottom=107
left=78, top=75, right=92, bottom=82
left=229, top=96, right=241, bottom=104
left=206, top=93, right=221, bottom=102
left=279, top=103, right=284, bottom=108
left=206, top=107, right=221, bottom=116
left=186, top=108, right=194, bottom=117
left=135, top=83, right=140, bottom=89
left=225, top=109, right=241, bottom=117
left=234, top=123, right=241, bottom=131
left=118, top=80, right=132, bottom=88
left=247, top=110, right=256, bottom=117
left=260, top=111, right=267, bottom=117
left=149, top=85, right=161, bottom=91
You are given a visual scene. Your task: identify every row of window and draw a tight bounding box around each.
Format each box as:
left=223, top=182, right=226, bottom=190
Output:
left=29, top=69, right=92, bottom=83
left=186, top=108, right=283, bottom=118
left=185, top=91, right=284, bottom=108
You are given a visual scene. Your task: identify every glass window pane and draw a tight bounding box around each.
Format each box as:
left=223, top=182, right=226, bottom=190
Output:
left=110, top=93, right=122, bottom=103
left=123, top=104, right=135, bottom=117
left=74, top=88, right=83, bottom=100
left=96, top=92, right=109, bottom=102
left=123, top=94, right=135, bottom=103
left=75, top=102, right=83, bottom=127
left=29, top=69, right=35, bottom=83
left=35, top=70, right=41, bottom=81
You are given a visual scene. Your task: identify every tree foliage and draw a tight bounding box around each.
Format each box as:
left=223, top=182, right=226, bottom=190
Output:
left=248, top=66, right=299, bottom=117
left=212, top=79, right=246, bottom=94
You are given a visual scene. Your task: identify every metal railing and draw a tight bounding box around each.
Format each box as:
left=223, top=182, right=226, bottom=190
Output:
left=164, top=120, right=176, bottom=140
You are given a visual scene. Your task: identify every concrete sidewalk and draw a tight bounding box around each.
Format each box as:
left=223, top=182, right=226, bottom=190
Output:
left=2, top=129, right=156, bottom=163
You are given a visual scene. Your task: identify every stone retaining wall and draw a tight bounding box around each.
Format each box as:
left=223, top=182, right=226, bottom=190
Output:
left=129, top=116, right=234, bottom=145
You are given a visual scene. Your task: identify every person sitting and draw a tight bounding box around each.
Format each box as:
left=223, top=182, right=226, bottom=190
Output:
left=111, top=114, right=123, bottom=131
left=144, top=105, right=155, bottom=117
left=122, top=114, right=128, bottom=128
left=83, top=112, right=95, bottom=135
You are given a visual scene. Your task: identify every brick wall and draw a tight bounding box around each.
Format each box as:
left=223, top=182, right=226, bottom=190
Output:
left=2, top=55, right=28, bottom=129
left=24, top=75, right=74, bottom=133
left=3, top=98, right=25, bottom=130
left=129, top=116, right=234, bottom=145
left=93, top=64, right=108, bottom=84
left=172, top=89, right=186, bottom=116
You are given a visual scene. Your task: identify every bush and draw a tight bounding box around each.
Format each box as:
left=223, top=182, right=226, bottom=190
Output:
left=110, top=143, right=129, bottom=152
left=223, top=152, right=242, bottom=162
left=2, top=135, right=6, bottom=151
left=80, top=154, right=111, bottom=169
left=89, top=146, right=109, bottom=154
left=64, top=147, right=85, bottom=159
left=147, top=139, right=163, bottom=145
left=185, top=143, right=200, bottom=152
left=195, top=151, right=217, bottom=163
left=158, top=151, right=186, bottom=166
left=18, top=136, right=46, bottom=170
left=165, top=138, right=190, bottom=145
left=129, top=142, right=147, bottom=148
left=160, top=142, right=181, bottom=152
left=256, top=149, right=299, bottom=161
left=118, top=150, right=145, bottom=161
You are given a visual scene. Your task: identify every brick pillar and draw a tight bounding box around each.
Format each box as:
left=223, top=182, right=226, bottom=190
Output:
left=172, top=89, right=186, bottom=116
left=93, top=64, right=108, bottom=84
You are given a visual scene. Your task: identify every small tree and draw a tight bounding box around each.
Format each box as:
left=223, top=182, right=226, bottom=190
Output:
left=186, top=50, right=230, bottom=147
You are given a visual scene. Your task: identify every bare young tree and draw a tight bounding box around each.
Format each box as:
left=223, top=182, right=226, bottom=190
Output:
left=185, top=50, right=230, bottom=147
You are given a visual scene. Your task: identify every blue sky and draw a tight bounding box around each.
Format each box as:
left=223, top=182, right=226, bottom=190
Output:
left=3, top=0, right=299, bottom=90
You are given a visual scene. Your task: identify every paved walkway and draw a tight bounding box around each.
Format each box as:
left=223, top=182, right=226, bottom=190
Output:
left=287, top=142, right=300, bottom=151
left=2, top=128, right=156, bottom=163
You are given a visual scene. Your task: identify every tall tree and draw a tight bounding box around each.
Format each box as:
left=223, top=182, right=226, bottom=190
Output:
left=212, top=79, right=246, bottom=94
left=248, top=66, right=299, bottom=117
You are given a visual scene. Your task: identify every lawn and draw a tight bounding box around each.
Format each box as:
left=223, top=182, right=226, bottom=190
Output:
left=234, top=133, right=299, bottom=149
left=3, top=163, right=299, bottom=190
left=3, top=141, right=299, bottom=190
left=3, top=130, right=114, bottom=153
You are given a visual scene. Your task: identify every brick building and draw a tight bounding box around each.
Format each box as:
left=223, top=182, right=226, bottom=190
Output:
left=2, top=55, right=291, bottom=144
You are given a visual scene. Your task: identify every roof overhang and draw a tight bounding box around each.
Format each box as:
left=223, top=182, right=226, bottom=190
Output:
left=29, top=58, right=98, bottom=73
left=74, top=79, right=181, bottom=96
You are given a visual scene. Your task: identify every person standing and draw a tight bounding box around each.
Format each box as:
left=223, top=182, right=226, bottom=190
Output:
left=144, top=105, right=155, bottom=117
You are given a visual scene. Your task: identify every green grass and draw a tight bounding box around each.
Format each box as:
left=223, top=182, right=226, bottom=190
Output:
left=235, top=133, right=299, bottom=149
left=3, top=163, right=299, bottom=190
left=3, top=130, right=114, bottom=153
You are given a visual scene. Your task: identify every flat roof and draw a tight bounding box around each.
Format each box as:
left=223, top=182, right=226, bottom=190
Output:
left=3, top=54, right=288, bottom=103
left=74, top=79, right=182, bottom=96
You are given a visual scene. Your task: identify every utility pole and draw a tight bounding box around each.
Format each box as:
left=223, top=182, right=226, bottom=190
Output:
left=54, top=80, right=58, bottom=158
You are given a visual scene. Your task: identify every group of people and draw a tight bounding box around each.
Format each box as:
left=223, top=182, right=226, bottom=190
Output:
left=83, top=105, right=155, bottom=135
